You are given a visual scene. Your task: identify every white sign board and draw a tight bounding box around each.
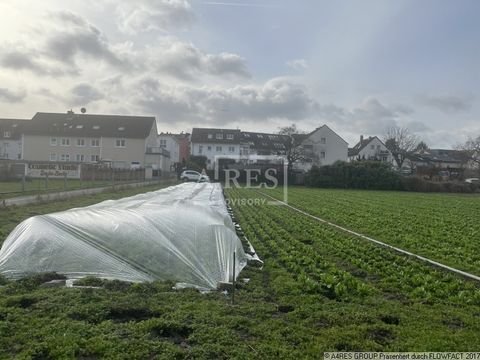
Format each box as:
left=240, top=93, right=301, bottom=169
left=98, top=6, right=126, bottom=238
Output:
left=27, top=163, right=80, bottom=179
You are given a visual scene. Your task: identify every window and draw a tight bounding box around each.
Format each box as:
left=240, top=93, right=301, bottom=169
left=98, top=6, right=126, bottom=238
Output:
left=303, top=144, right=313, bottom=150
left=229, top=146, right=235, bottom=152
left=377, top=145, right=381, bottom=150
left=17, top=153, right=21, bottom=159
left=76, top=154, right=85, bottom=162
left=159, top=139, right=167, bottom=148
left=75, top=125, right=84, bottom=129
left=61, top=138, right=70, bottom=146
left=50, top=138, right=57, bottom=146
left=320, top=151, right=326, bottom=159
left=207, top=146, right=211, bottom=151
left=370, top=145, right=375, bottom=150
left=91, top=155, right=99, bottom=162
left=50, top=153, right=57, bottom=161
left=4, top=131, right=11, bottom=138
left=198, top=145, right=203, bottom=154
left=207, top=159, right=211, bottom=164
left=207, top=134, right=213, bottom=139
left=76, top=138, right=85, bottom=147
left=92, top=125, right=100, bottom=130
left=216, top=146, right=222, bottom=152
left=216, top=133, right=223, bottom=139
left=60, top=154, right=70, bottom=162
left=320, top=137, right=326, bottom=144
left=226, top=134, right=234, bottom=140
left=118, top=127, right=125, bottom=131
left=115, top=139, right=126, bottom=147
left=91, top=139, right=100, bottom=147
left=257, top=134, right=264, bottom=138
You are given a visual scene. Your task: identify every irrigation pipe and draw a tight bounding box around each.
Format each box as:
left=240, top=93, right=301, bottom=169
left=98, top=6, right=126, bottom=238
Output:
left=258, top=191, right=480, bottom=283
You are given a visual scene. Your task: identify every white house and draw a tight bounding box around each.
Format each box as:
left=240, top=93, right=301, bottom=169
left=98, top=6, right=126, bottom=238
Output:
left=348, top=136, right=394, bottom=165
left=293, top=125, right=348, bottom=171
left=0, top=119, right=27, bottom=160
left=158, top=132, right=180, bottom=170
left=190, top=128, right=241, bottom=170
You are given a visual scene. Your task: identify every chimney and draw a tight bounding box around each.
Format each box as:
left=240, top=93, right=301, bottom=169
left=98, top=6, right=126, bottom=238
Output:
left=360, top=135, right=364, bottom=143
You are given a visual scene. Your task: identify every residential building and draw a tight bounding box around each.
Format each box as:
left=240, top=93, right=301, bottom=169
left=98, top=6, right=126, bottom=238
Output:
left=22, top=112, right=168, bottom=171
left=0, top=118, right=27, bottom=160
left=405, top=149, right=467, bottom=178
left=158, top=132, right=180, bottom=170
left=240, top=132, right=290, bottom=156
left=190, top=128, right=241, bottom=169
left=348, top=135, right=394, bottom=165
left=293, top=125, right=348, bottom=171
left=174, top=132, right=191, bottom=164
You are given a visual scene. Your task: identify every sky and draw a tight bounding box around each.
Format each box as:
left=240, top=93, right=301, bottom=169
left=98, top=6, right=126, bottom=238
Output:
left=0, top=0, right=479, bottom=148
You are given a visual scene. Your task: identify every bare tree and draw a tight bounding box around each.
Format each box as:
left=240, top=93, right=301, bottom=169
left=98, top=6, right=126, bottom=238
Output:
left=456, top=135, right=480, bottom=172
left=384, top=126, right=419, bottom=168
left=415, top=141, right=429, bottom=152
left=278, top=124, right=307, bottom=173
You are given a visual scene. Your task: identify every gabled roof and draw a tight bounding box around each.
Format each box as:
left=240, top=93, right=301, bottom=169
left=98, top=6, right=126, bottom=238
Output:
left=293, top=125, right=348, bottom=145
left=0, top=118, right=30, bottom=140
left=26, top=112, right=155, bottom=139
left=408, top=149, right=465, bottom=164
left=241, top=132, right=290, bottom=152
left=191, top=128, right=241, bottom=144
left=348, top=136, right=385, bottom=157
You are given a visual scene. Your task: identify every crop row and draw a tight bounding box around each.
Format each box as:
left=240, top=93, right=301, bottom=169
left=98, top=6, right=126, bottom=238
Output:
left=227, top=188, right=480, bottom=305
left=265, top=187, right=480, bottom=275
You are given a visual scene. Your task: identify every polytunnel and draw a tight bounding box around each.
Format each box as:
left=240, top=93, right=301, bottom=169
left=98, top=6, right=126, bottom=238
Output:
left=0, top=182, right=249, bottom=290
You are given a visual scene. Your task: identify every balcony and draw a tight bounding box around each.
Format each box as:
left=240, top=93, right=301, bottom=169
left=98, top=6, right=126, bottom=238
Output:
left=146, top=147, right=170, bottom=157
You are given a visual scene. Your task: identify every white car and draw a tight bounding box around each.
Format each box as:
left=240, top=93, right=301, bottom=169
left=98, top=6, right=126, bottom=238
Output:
left=180, top=170, right=210, bottom=182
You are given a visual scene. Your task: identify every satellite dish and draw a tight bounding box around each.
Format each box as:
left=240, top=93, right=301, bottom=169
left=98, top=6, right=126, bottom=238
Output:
left=81, top=107, right=87, bottom=114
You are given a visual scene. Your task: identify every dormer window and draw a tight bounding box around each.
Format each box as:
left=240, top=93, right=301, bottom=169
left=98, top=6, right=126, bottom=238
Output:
left=207, top=134, right=213, bottom=139
left=216, top=133, right=223, bottom=139
left=226, top=134, right=234, bottom=140
left=118, top=127, right=125, bottom=131
left=3, top=131, right=11, bottom=138
left=93, top=125, right=100, bottom=130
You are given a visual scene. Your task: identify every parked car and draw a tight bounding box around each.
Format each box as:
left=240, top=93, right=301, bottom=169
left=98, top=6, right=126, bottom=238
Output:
left=180, top=170, right=210, bottom=182
left=465, top=178, right=480, bottom=184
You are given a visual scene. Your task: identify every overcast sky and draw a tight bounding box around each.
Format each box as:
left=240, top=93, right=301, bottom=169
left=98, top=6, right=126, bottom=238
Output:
left=0, top=0, right=479, bottom=147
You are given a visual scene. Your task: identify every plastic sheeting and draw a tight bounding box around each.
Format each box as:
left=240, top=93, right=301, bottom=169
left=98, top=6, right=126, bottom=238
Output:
left=0, top=182, right=248, bottom=289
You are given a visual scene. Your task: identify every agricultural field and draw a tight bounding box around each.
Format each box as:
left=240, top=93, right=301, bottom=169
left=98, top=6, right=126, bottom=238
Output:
left=265, top=187, right=480, bottom=276
left=0, top=186, right=479, bottom=358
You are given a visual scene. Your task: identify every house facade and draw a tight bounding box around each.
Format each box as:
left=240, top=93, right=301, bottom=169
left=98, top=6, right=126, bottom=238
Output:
left=348, top=136, right=394, bottom=165
left=190, top=128, right=241, bottom=170
left=0, top=119, right=27, bottom=160
left=22, top=112, right=168, bottom=171
left=293, top=125, right=348, bottom=171
left=158, top=132, right=180, bottom=170
left=405, top=149, right=467, bottom=178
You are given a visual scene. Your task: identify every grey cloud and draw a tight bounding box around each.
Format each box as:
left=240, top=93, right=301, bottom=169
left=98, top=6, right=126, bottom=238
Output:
left=150, top=40, right=250, bottom=80
left=314, top=97, right=421, bottom=136
left=0, top=88, right=27, bottom=103
left=206, top=53, right=250, bottom=78
left=70, top=83, right=104, bottom=106
left=0, top=48, right=79, bottom=77
left=133, top=77, right=317, bottom=125
left=418, top=94, right=472, bottom=113
left=44, top=11, right=129, bottom=69
left=118, top=0, right=195, bottom=34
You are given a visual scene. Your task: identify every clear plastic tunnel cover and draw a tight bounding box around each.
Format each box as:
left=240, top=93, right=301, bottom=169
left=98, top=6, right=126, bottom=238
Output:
left=0, top=183, right=248, bottom=290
